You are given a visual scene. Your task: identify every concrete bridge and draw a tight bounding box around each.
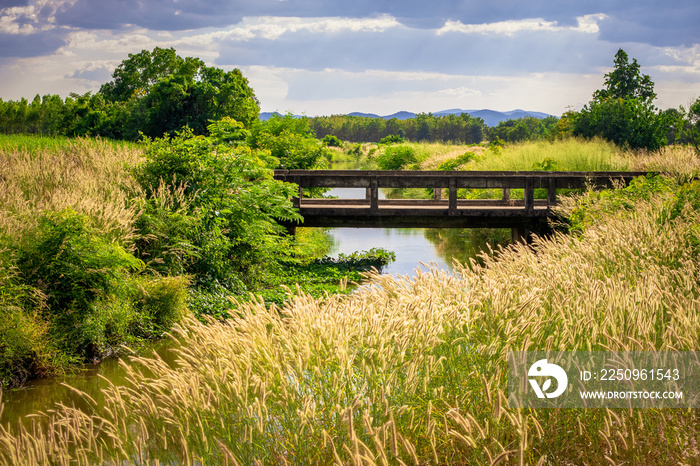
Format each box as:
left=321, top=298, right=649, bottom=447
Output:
left=273, top=170, right=648, bottom=241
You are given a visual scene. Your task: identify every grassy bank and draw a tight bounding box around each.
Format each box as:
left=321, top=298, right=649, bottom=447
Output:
left=0, top=134, right=392, bottom=388
left=1, top=152, right=700, bottom=463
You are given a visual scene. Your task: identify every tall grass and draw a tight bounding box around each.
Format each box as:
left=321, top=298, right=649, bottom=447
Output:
left=418, top=137, right=631, bottom=172
left=0, top=136, right=192, bottom=385
left=0, top=136, right=142, bottom=243
left=2, top=172, right=700, bottom=464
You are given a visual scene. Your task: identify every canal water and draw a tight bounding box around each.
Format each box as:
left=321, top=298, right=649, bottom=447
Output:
left=0, top=187, right=505, bottom=429
left=323, top=186, right=503, bottom=276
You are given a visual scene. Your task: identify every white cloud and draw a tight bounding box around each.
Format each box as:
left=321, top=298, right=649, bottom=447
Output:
left=438, top=86, right=482, bottom=98
left=219, top=15, right=402, bottom=41
left=436, top=14, right=605, bottom=37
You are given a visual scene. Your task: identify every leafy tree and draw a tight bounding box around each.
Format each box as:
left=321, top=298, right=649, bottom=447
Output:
left=593, top=49, right=656, bottom=103
left=248, top=114, right=330, bottom=169
left=100, top=47, right=260, bottom=137
left=100, top=47, right=199, bottom=103
left=685, top=97, right=700, bottom=152
left=572, top=49, right=670, bottom=150
left=573, top=98, right=669, bottom=150
left=135, top=118, right=302, bottom=291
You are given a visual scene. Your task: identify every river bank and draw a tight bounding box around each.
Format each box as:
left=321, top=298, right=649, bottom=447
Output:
left=3, top=171, right=700, bottom=464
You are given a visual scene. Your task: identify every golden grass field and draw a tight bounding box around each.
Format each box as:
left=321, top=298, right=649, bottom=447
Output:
left=1, top=138, right=700, bottom=464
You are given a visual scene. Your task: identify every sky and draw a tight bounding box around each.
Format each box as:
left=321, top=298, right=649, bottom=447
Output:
left=0, top=0, right=699, bottom=117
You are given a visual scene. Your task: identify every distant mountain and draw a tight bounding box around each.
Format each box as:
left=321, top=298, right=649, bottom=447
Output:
left=347, top=112, right=381, bottom=118
left=433, top=109, right=554, bottom=127
left=260, top=112, right=282, bottom=121
left=382, top=111, right=416, bottom=120
left=260, top=109, right=554, bottom=126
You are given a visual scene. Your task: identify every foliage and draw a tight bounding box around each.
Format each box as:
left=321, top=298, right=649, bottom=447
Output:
left=308, top=113, right=486, bottom=144
left=374, top=145, right=418, bottom=170
left=486, top=116, right=559, bottom=143
left=135, top=122, right=302, bottom=291
left=572, top=97, right=671, bottom=150
left=0, top=47, right=260, bottom=140
left=315, top=248, right=396, bottom=270
left=257, top=248, right=395, bottom=308
left=134, top=276, right=190, bottom=332
left=0, top=253, right=61, bottom=387
left=564, top=175, right=674, bottom=233
left=593, top=49, right=656, bottom=103
left=682, top=97, right=700, bottom=152
left=571, top=49, right=671, bottom=150
left=379, top=134, right=405, bottom=144
left=437, top=151, right=477, bottom=171
left=321, top=134, right=342, bottom=147
left=247, top=114, right=331, bottom=169
left=15, top=209, right=144, bottom=358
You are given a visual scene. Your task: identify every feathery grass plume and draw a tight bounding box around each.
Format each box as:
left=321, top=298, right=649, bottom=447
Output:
left=0, top=136, right=142, bottom=244
left=2, top=145, right=700, bottom=464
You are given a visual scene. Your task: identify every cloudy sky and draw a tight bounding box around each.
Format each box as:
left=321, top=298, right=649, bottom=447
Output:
left=1, top=0, right=699, bottom=117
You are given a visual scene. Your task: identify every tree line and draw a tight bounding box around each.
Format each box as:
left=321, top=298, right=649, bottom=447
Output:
left=307, top=113, right=488, bottom=144
left=0, top=47, right=698, bottom=151
left=0, top=47, right=260, bottom=141
left=307, top=113, right=564, bottom=145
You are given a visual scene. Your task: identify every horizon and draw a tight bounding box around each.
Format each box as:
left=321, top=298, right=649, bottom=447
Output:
left=1, top=2, right=699, bottom=117
left=261, top=108, right=555, bottom=120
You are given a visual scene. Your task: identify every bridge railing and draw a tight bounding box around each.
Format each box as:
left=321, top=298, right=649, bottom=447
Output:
left=273, top=170, right=649, bottom=214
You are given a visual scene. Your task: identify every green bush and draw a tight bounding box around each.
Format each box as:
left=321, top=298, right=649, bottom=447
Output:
left=437, top=151, right=477, bottom=171
left=321, top=134, right=342, bottom=147
left=379, top=134, right=405, bottom=144
left=315, top=248, right=396, bottom=270
left=16, top=208, right=144, bottom=358
left=0, top=257, right=64, bottom=386
left=135, top=123, right=301, bottom=294
left=375, top=146, right=417, bottom=170
left=566, top=175, right=675, bottom=233
left=135, top=276, right=190, bottom=332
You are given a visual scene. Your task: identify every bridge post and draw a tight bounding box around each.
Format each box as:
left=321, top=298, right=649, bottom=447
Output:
left=292, top=185, right=302, bottom=208
left=434, top=188, right=442, bottom=200
left=370, top=177, right=379, bottom=211
left=502, top=188, right=510, bottom=203
left=547, top=178, right=557, bottom=209
left=448, top=178, right=457, bottom=214
left=524, top=177, right=534, bottom=213
left=511, top=226, right=530, bottom=243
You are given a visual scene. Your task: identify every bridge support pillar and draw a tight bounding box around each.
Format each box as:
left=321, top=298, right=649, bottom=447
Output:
left=511, top=220, right=553, bottom=244
left=511, top=227, right=530, bottom=244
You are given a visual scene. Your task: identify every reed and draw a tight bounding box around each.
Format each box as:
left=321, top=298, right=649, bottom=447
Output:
left=0, top=136, right=142, bottom=244
left=2, top=167, right=699, bottom=464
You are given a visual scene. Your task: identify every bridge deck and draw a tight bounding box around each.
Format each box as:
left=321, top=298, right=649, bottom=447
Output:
left=273, top=169, right=648, bottom=230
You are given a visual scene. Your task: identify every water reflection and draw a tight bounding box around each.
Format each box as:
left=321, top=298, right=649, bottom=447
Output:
left=324, top=187, right=509, bottom=275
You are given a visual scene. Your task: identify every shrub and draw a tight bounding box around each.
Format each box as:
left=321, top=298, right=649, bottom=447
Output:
left=0, top=257, right=63, bottom=386
left=321, top=134, right=342, bottom=147
left=379, top=134, right=405, bottom=144
left=375, top=145, right=417, bottom=170
left=134, top=276, right=190, bottom=333
left=437, top=151, right=477, bottom=171
left=16, top=208, right=144, bottom=358
left=135, top=124, right=301, bottom=293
